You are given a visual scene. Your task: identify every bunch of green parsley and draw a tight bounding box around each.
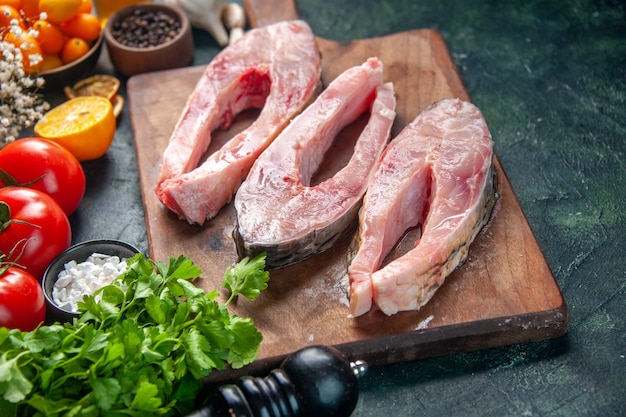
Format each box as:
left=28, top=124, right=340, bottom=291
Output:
left=0, top=253, right=270, bottom=416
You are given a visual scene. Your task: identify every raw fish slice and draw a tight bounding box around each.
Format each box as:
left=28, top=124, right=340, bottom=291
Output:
left=348, top=98, right=496, bottom=317
left=234, top=58, right=396, bottom=269
left=155, top=20, right=321, bottom=225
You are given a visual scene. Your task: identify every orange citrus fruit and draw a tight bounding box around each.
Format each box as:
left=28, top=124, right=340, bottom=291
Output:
left=20, top=0, right=39, bottom=19
left=3, top=30, right=43, bottom=73
left=61, top=12, right=100, bottom=41
left=64, top=74, right=120, bottom=101
left=0, top=5, right=22, bottom=28
left=64, top=74, right=124, bottom=117
left=0, top=0, right=22, bottom=10
left=40, top=52, right=63, bottom=70
left=60, top=36, right=88, bottom=64
left=34, top=96, right=116, bottom=161
left=32, top=19, right=64, bottom=54
left=38, top=0, right=81, bottom=24
left=76, top=0, right=92, bottom=14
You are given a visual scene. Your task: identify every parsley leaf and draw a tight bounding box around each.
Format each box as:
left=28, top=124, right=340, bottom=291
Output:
left=0, top=254, right=269, bottom=415
left=223, top=252, right=270, bottom=303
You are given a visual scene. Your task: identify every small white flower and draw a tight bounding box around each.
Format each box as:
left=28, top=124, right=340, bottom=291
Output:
left=0, top=38, right=49, bottom=148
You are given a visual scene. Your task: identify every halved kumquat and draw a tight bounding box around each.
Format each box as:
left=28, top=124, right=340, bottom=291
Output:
left=34, top=96, right=116, bottom=161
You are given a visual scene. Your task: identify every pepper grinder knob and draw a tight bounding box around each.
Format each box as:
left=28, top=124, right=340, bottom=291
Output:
left=189, top=345, right=364, bottom=417
left=279, top=344, right=361, bottom=417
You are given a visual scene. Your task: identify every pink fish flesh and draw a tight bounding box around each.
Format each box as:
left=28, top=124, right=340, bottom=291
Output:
left=155, top=20, right=321, bottom=225
left=348, top=98, right=496, bottom=317
left=234, top=58, right=397, bottom=269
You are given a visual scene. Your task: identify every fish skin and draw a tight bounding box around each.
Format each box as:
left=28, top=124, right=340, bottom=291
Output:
left=234, top=58, right=397, bottom=269
left=348, top=98, right=496, bottom=317
left=155, top=20, right=321, bottom=225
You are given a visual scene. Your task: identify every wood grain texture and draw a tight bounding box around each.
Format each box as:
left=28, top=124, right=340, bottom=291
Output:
left=126, top=0, right=567, bottom=378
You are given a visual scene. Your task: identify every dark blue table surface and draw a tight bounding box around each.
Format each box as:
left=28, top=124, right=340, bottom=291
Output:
left=41, top=1, right=624, bottom=415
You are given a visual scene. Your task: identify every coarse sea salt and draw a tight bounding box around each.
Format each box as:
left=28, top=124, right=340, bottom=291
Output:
left=52, top=252, right=128, bottom=313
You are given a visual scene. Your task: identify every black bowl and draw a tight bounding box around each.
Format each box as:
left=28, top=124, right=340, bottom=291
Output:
left=40, top=33, right=104, bottom=90
left=42, top=239, right=140, bottom=324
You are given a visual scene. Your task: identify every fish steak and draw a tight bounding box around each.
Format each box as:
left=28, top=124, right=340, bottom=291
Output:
left=234, top=58, right=397, bottom=268
left=155, top=20, right=321, bottom=225
left=348, top=98, right=496, bottom=317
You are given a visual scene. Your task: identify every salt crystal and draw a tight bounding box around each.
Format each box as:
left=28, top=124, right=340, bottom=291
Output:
left=52, top=253, right=129, bottom=312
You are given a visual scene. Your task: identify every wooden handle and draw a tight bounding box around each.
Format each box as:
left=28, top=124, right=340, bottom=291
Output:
left=243, top=0, right=301, bottom=28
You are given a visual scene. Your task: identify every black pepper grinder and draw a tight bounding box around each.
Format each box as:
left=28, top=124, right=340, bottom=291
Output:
left=187, top=345, right=367, bottom=417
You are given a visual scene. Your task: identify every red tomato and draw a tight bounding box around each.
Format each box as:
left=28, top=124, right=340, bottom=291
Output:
left=0, top=138, right=86, bottom=216
left=0, top=187, right=71, bottom=280
left=0, top=266, right=46, bottom=331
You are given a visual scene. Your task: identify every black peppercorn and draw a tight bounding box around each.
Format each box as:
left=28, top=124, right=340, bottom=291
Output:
left=111, top=8, right=182, bottom=48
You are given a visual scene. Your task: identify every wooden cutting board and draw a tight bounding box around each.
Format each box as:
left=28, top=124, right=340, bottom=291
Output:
left=127, top=0, right=567, bottom=378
